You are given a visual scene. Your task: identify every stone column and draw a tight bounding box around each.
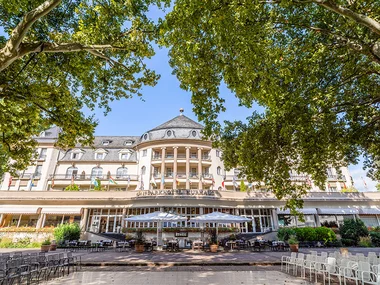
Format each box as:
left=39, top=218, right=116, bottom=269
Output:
left=80, top=208, right=89, bottom=232
left=185, top=147, right=191, bottom=189
left=121, top=208, right=127, bottom=228
left=314, top=213, right=321, bottom=227
left=173, top=147, right=178, bottom=190
left=272, top=209, right=279, bottom=230
left=198, top=147, right=203, bottom=189
left=161, top=147, right=166, bottom=190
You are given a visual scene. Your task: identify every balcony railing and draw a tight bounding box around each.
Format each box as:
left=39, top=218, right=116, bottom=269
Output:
left=290, top=175, right=308, bottom=181
left=152, top=155, right=162, bottom=160
left=152, top=173, right=213, bottom=179
left=15, top=172, right=41, bottom=179
left=49, top=174, right=139, bottom=181
left=137, top=189, right=219, bottom=197
left=327, top=175, right=347, bottom=182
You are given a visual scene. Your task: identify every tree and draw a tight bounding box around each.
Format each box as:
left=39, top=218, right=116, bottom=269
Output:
left=376, top=184, right=380, bottom=192
left=340, top=186, right=359, bottom=193
left=239, top=179, right=247, bottom=192
left=162, top=0, right=380, bottom=210
left=0, top=0, right=167, bottom=175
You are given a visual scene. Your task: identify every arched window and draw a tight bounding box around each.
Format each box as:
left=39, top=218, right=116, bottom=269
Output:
left=217, top=166, right=221, bottom=175
left=66, top=167, right=78, bottom=178
left=91, top=167, right=103, bottom=178
left=141, top=166, right=146, bottom=175
left=116, top=167, right=128, bottom=178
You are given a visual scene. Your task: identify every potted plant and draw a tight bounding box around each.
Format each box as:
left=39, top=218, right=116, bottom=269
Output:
left=41, top=239, right=51, bottom=252
left=208, top=229, right=218, bottom=253
left=134, top=230, right=145, bottom=253
left=288, top=235, right=299, bottom=252
left=50, top=240, right=57, bottom=251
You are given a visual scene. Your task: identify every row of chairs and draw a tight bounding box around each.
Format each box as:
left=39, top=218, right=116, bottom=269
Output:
left=282, top=251, right=380, bottom=285
left=0, top=252, right=78, bottom=285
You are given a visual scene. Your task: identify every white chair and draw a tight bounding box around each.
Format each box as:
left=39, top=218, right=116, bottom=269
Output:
left=315, top=255, right=327, bottom=283
left=322, top=257, right=342, bottom=285
left=302, top=254, right=317, bottom=281
left=281, top=252, right=296, bottom=273
left=358, top=261, right=372, bottom=284
left=342, top=261, right=359, bottom=285
left=295, top=253, right=305, bottom=276
left=361, top=264, right=380, bottom=285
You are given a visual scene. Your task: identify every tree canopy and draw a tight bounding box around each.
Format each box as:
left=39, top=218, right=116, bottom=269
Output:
left=162, top=0, right=380, bottom=210
left=0, top=0, right=167, bottom=174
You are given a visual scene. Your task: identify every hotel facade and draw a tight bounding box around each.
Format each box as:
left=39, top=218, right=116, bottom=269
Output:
left=1, top=112, right=380, bottom=238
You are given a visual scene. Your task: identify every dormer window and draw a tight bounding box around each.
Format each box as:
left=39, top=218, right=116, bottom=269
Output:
left=119, top=149, right=132, bottom=160
left=96, top=153, right=105, bottom=160
left=94, top=149, right=108, bottom=160
left=70, top=149, right=84, bottom=160
left=124, top=141, right=133, bottom=146
left=167, top=130, right=172, bottom=137
left=102, top=140, right=110, bottom=146
left=143, top=133, right=148, bottom=140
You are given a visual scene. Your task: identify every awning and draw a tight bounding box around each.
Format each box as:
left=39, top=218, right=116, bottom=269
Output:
left=0, top=205, right=41, bottom=214
left=359, top=208, right=380, bottom=215
left=189, top=212, right=250, bottom=223
left=41, top=206, right=82, bottom=215
left=317, top=208, right=359, bottom=215
left=277, top=208, right=317, bottom=215
left=125, top=211, right=186, bottom=222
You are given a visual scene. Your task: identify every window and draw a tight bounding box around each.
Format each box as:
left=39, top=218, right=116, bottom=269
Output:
left=192, top=130, right=197, bottom=137
left=141, top=166, right=146, bottom=175
left=143, top=133, right=148, bottom=140
left=39, top=148, right=47, bottom=159
left=217, top=167, right=221, bottom=175
left=95, top=153, right=105, bottom=160
left=124, top=141, right=133, bottom=146
left=66, top=167, right=78, bottom=178
left=190, top=168, right=197, bottom=177
left=167, top=130, right=172, bottom=137
left=327, top=168, right=333, bottom=176
left=204, top=167, right=210, bottom=176
left=216, top=150, right=220, bottom=157
left=91, top=167, right=103, bottom=178
left=116, top=167, right=128, bottom=178
left=71, top=152, right=81, bottom=160
left=142, top=150, right=147, bottom=157
left=102, top=141, right=110, bottom=146
left=166, top=152, right=173, bottom=158
left=166, top=167, right=173, bottom=177
left=34, top=165, right=43, bottom=177
left=121, top=153, right=129, bottom=160
left=190, top=152, right=197, bottom=159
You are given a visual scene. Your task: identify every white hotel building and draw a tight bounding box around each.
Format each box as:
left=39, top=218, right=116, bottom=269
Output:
left=1, top=111, right=380, bottom=237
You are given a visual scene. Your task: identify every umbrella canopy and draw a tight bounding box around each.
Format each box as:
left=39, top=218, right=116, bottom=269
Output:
left=125, top=211, right=187, bottom=222
left=189, top=211, right=250, bottom=223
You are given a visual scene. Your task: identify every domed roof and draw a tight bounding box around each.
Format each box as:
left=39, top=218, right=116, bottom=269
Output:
left=149, top=115, right=203, bottom=131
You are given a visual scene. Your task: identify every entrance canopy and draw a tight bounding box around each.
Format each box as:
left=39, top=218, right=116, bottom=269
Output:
left=189, top=212, right=250, bottom=223
left=125, top=211, right=187, bottom=222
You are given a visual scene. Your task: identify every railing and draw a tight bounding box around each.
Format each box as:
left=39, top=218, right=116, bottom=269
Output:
left=152, top=173, right=213, bottom=179
left=49, top=174, right=139, bottom=181
left=327, top=175, right=347, bottom=181
left=15, top=172, right=41, bottom=179
left=201, top=155, right=211, bottom=160
left=152, top=154, right=211, bottom=161
left=152, top=155, right=162, bottom=160
left=290, top=175, right=308, bottom=181
left=136, top=189, right=219, bottom=197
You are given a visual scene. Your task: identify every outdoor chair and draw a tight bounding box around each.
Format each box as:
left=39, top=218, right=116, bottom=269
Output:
left=281, top=252, right=297, bottom=273
left=252, top=241, right=261, bottom=252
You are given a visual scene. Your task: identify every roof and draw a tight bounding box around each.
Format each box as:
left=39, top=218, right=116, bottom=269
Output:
left=75, top=136, right=140, bottom=148
left=149, top=115, right=203, bottom=132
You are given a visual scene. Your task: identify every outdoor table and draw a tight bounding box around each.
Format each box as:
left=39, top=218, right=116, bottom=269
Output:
left=226, top=241, right=236, bottom=251
left=166, top=240, right=179, bottom=252
left=192, top=240, right=203, bottom=250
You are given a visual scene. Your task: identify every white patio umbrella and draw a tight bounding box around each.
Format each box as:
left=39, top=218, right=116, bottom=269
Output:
left=125, top=211, right=187, bottom=246
left=189, top=211, right=251, bottom=239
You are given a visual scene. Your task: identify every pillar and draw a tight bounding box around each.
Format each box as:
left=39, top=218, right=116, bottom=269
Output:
left=185, top=147, right=190, bottom=189
left=80, top=208, right=89, bottom=232
left=173, top=147, right=178, bottom=190
left=160, top=147, right=166, bottom=190
left=121, top=208, right=127, bottom=229
left=198, top=147, right=203, bottom=189
left=272, top=209, right=279, bottom=230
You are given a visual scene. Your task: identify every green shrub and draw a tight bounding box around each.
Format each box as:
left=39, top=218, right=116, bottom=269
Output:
left=339, top=219, right=369, bottom=246
left=358, top=236, right=372, bottom=247
left=294, top=227, right=317, bottom=241
left=64, top=184, right=80, bottom=191
left=277, top=227, right=296, bottom=241
left=53, top=223, right=81, bottom=243
left=315, top=227, right=337, bottom=242
left=341, top=238, right=355, bottom=246
left=369, top=232, right=380, bottom=247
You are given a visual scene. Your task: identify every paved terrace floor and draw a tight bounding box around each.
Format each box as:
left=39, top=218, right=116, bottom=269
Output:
left=1, top=247, right=379, bottom=266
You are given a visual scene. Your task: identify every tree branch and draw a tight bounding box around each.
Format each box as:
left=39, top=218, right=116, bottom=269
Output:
left=2, top=0, right=62, bottom=55
left=313, top=0, right=380, bottom=36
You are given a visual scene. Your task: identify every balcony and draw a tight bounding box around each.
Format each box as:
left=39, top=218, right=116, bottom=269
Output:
left=49, top=174, right=139, bottom=181
left=327, top=175, right=347, bottom=182
left=152, top=155, right=162, bottom=161
left=136, top=189, right=219, bottom=197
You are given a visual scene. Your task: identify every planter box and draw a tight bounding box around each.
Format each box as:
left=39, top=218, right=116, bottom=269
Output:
left=289, top=244, right=299, bottom=252
left=41, top=245, right=50, bottom=252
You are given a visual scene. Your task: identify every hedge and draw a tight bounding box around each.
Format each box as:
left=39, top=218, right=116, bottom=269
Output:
left=278, top=227, right=336, bottom=242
